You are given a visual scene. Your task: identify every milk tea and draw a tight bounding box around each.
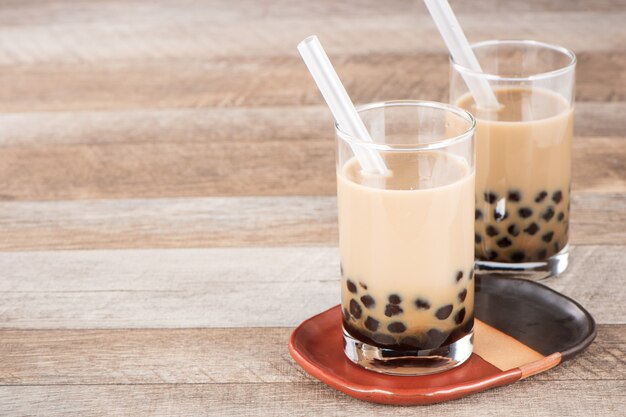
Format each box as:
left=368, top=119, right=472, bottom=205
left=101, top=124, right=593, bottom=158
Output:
left=457, top=87, right=573, bottom=264
left=338, top=152, right=475, bottom=350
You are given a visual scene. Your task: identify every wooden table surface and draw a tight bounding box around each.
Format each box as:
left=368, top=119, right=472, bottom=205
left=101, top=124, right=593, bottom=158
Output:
left=0, top=0, right=624, bottom=415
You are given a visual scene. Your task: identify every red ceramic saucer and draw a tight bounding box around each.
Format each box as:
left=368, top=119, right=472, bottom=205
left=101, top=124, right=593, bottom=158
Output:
left=288, top=275, right=596, bottom=405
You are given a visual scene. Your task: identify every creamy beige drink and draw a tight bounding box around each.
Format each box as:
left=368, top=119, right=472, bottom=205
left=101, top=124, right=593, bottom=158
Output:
left=338, top=152, right=475, bottom=350
left=457, top=87, right=572, bottom=264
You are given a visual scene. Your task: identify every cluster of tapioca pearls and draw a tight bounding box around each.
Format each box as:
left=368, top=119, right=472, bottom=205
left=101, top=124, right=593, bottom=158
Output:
left=342, top=269, right=472, bottom=348
left=475, top=188, right=569, bottom=263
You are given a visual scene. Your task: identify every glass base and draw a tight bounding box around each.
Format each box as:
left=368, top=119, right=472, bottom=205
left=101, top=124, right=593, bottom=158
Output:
left=342, top=327, right=473, bottom=376
left=475, top=244, right=570, bottom=280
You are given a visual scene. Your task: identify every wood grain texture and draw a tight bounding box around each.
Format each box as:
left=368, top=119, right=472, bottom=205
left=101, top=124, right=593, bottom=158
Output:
left=0, top=137, right=623, bottom=201
left=0, top=246, right=623, bottom=329
left=0, top=192, right=623, bottom=251
left=0, top=381, right=623, bottom=417
left=1, top=325, right=621, bottom=386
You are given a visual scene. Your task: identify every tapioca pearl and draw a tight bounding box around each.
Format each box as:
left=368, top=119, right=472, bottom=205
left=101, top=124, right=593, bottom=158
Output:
left=384, top=304, right=403, bottom=317
left=542, top=231, right=554, bottom=243
left=372, top=333, right=396, bottom=345
left=484, top=191, right=498, bottom=204
left=552, top=190, right=563, bottom=204
left=364, top=316, right=380, bottom=332
left=340, top=263, right=344, bottom=277
left=508, top=224, right=520, bottom=237
left=435, top=304, right=453, bottom=320
left=360, top=295, right=375, bottom=308
left=401, top=336, right=421, bottom=348
left=486, top=225, right=499, bottom=237
left=496, top=237, right=512, bottom=248
left=425, top=329, right=447, bottom=349
left=557, top=212, right=565, bottom=222
left=458, top=289, right=467, bottom=303
left=454, top=308, right=466, bottom=325
left=510, top=251, right=525, bottom=262
left=346, top=280, right=357, bottom=294
left=542, top=206, right=555, bottom=222
left=485, top=250, right=498, bottom=261
left=349, top=299, right=362, bottom=319
left=388, top=294, right=402, bottom=304
left=414, top=298, right=431, bottom=310
left=388, top=322, right=407, bottom=333
left=536, top=249, right=547, bottom=260
left=493, top=208, right=508, bottom=222
left=524, top=222, right=540, bottom=235
left=456, top=271, right=463, bottom=282
left=475, top=233, right=482, bottom=244
left=518, top=207, right=533, bottom=218
left=535, top=191, right=548, bottom=203
left=343, top=308, right=350, bottom=321
left=507, top=190, right=521, bottom=202
left=468, top=269, right=474, bottom=280
left=475, top=209, right=483, bottom=220
left=554, top=241, right=561, bottom=253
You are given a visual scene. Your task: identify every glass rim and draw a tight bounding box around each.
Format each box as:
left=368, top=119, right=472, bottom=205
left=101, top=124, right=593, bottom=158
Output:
left=334, top=100, right=475, bottom=152
left=450, top=39, right=577, bottom=82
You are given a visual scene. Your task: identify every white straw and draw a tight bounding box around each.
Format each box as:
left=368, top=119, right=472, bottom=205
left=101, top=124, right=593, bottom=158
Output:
left=297, top=36, right=388, bottom=175
left=423, top=0, right=499, bottom=108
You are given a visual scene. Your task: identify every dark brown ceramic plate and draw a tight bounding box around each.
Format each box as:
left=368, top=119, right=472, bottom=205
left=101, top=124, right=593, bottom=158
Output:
left=288, top=275, right=596, bottom=405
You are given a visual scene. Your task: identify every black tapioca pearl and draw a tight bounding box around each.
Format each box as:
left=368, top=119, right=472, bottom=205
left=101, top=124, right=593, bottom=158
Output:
left=507, top=190, right=521, bottom=202
left=557, top=212, right=565, bottom=222
left=360, top=295, right=375, bottom=308
left=342, top=308, right=350, bottom=320
left=349, top=299, right=362, bottom=319
left=435, top=304, right=453, bottom=320
left=456, top=271, right=463, bottom=282
left=508, top=224, right=520, bottom=237
left=493, top=208, right=508, bottom=221
left=364, top=316, right=379, bottom=332
left=401, top=336, right=421, bottom=348
left=454, top=308, right=466, bottom=325
left=535, top=191, right=548, bottom=203
left=340, top=263, right=344, bottom=276
left=414, top=298, right=431, bottom=310
left=484, top=191, right=498, bottom=204
left=475, top=233, right=482, bottom=244
left=485, top=250, right=498, bottom=261
left=384, top=304, right=403, bottom=317
left=542, top=231, right=554, bottom=243
left=372, top=333, right=396, bottom=345
left=518, top=207, right=533, bottom=218
left=388, top=322, right=407, bottom=333
left=458, top=289, right=467, bottom=303
left=486, top=225, right=499, bottom=237
left=537, top=249, right=547, bottom=260
left=542, top=206, right=555, bottom=222
left=475, top=209, right=483, bottom=220
left=510, top=251, right=525, bottom=262
left=496, top=237, right=512, bottom=248
left=524, top=222, right=540, bottom=235
left=346, top=280, right=357, bottom=294
left=552, top=190, right=563, bottom=204
left=554, top=242, right=561, bottom=253
left=388, top=294, right=401, bottom=304
left=425, top=329, right=447, bottom=349
left=468, top=269, right=474, bottom=280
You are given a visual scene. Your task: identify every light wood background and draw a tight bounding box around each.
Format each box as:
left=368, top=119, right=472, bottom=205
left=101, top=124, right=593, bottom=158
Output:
left=0, top=0, right=624, bottom=415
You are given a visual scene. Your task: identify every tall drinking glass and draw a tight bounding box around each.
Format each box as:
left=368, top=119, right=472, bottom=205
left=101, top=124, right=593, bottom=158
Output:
left=450, top=40, right=576, bottom=278
left=337, top=101, right=475, bottom=375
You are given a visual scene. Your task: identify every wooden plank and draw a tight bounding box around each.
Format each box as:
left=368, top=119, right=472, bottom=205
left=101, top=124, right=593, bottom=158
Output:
left=0, top=325, right=621, bottom=385
left=0, top=192, right=622, bottom=251
left=0, top=246, right=623, bottom=329
left=0, top=137, right=623, bottom=200
left=0, top=50, right=623, bottom=113
left=0, top=380, right=623, bottom=417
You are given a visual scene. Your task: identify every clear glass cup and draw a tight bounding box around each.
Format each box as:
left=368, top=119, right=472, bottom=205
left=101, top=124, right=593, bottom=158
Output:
left=450, top=40, right=576, bottom=279
left=337, top=101, right=476, bottom=375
